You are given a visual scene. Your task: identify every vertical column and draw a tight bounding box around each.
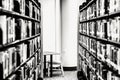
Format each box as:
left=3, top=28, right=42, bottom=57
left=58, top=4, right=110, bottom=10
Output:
left=61, top=0, right=79, bottom=67
left=55, top=0, right=61, bottom=53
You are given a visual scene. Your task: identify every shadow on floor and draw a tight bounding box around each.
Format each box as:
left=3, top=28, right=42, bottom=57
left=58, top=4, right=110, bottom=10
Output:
left=44, top=71, right=77, bottom=80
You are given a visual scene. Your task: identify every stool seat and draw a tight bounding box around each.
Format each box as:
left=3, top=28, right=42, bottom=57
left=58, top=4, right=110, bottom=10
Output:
left=44, top=51, right=64, bottom=77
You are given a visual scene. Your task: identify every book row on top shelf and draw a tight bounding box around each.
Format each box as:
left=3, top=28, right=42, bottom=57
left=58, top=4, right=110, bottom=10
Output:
left=0, top=0, right=41, bottom=20
left=0, top=16, right=41, bottom=46
left=79, top=17, right=120, bottom=44
left=79, top=0, right=120, bottom=21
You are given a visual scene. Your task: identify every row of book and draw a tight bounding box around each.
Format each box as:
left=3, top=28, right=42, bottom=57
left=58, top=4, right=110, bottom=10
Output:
left=79, top=0, right=120, bottom=20
left=6, top=53, right=42, bottom=80
left=79, top=17, right=120, bottom=42
left=79, top=34, right=120, bottom=66
left=79, top=35, right=97, bottom=55
left=78, top=43, right=120, bottom=80
left=0, top=0, right=42, bottom=80
left=0, top=0, right=40, bottom=20
left=78, top=45, right=97, bottom=80
left=79, top=34, right=120, bottom=79
left=0, top=37, right=41, bottom=79
left=0, top=15, right=41, bottom=45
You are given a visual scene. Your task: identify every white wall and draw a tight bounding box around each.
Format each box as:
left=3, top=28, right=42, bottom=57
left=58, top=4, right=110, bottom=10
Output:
left=41, top=0, right=61, bottom=53
left=42, top=0, right=56, bottom=52
left=55, top=0, right=61, bottom=53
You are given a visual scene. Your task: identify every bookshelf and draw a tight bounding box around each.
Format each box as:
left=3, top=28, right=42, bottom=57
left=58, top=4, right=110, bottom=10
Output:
left=78, top=0, right=120, bottom=80
left=0, top=0, right=43, bottom=80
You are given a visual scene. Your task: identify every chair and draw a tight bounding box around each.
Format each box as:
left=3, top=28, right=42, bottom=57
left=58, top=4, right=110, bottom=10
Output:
left=44, top=51, right=64, bottom=77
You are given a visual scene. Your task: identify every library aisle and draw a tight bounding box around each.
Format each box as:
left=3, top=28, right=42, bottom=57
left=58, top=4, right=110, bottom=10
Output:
left=44, top=71, right=77, bottom=80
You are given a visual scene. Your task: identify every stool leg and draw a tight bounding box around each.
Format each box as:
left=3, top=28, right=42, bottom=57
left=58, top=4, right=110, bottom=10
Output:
left=60, top=64, right=64, bottom=76
left=50, top=55, right=53, bottom=77
left=48, top=64, right=50, bottom=77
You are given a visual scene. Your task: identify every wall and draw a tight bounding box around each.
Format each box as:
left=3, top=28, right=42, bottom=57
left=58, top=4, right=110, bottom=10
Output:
left=55, top=0, right=61, bottom=53
left=42, top=0, right=55, bottom=52
left=41, top=0, right=61, bottom=53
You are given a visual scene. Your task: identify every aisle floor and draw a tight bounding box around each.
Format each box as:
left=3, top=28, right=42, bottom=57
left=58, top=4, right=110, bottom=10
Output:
left=44, top=71, right=77, bottom=80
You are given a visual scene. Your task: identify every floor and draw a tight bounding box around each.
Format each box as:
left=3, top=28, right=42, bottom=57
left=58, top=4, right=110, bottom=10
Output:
left=44, top=71, right=78, bottom=80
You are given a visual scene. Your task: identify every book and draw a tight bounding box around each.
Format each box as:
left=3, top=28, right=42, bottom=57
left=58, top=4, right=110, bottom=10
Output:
left=7, top=17, right=15, bottom=43
left=16, top=44, right=22, bottom=67
left=32, top=22, right=35, bottom=36
left=9, top=0, right=14, bottom=11
left=15, top=18, right=21, bottom=40
left=14, top=0, right=20, bottom=13
left=35, top=6, right=38, bottom=20
left=0, top=51, right=9, bottom=79
left=107, top=18, right=120, bottom=41
left=32, top=5, right=35, bottom=18
left=27, top=21, right=32, bottom=37
left=22, top=44, right=27, bottom=62
left=97, top=41, right=106, bottom=61
left=25, top=0, right=29, bottom=16
left=0, top=15, right=7, bottom=45
left=21, top=19, right=27, bottom=39
left=1, top=0, right=8, bottom=9
left=20, top=0, right=25, bottom=14
left=27, top=59, right=32, bottom=77
left=21, top=66, right=27, bottom=80
left=29, top=1, right=33, bottom=18
left=7, top=74, right=16, bottom=80
left=8, top=47, right=16, bottom=74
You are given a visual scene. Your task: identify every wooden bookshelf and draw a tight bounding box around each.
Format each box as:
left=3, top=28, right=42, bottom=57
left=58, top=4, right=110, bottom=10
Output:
left=78, top=0, right=120, bottom=80
left=0, top=34, right=41, bottom=51
left=0, top=0, right=43, bottom=80
left=0, top=7, right=40, bottom=22
left=4, top=48, right=41, bottom=80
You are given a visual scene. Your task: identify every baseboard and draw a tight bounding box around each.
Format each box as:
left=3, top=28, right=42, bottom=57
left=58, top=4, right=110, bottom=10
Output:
left=63, top=66, right=77, bottom=71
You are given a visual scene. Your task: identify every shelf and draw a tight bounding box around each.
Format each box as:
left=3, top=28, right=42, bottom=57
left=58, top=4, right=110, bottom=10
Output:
left=0, top=7, right=40, bottom=23
left=80, top=11, right=120, bottom=23
left=79, top=32, right=120, bottom=47
left=78, top=53, right=89, bottom=63
left=80, top=14, right=109, bottom=23
left=4, top=48, right=41, bottom=80
left=79, top=43, right=96, bottom=58
left=0, top=34, right=40, bottom=51
left=79, top=42, right=112, bottom=67
left=80, top=0, right=96, bottom=12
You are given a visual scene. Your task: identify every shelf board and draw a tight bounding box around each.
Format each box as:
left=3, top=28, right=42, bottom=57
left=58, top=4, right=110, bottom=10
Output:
left=0, top=7, right=40, bottom=23
left=80, top=0, right=96, bottom=12
left=79, top=32, right=120, bottom=47
left=80, top=11, right=120, bottom=23
left=80, top=14, right=109, bottom=23
left=79, top=43, right=97, bottom=59
left=4, top=48, right=41, bottom=79
left=31, top=0, right=41, bottom=10
left=78, top=53, right=89, bottom=63
left=0, top=33, right=40, bottom=51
